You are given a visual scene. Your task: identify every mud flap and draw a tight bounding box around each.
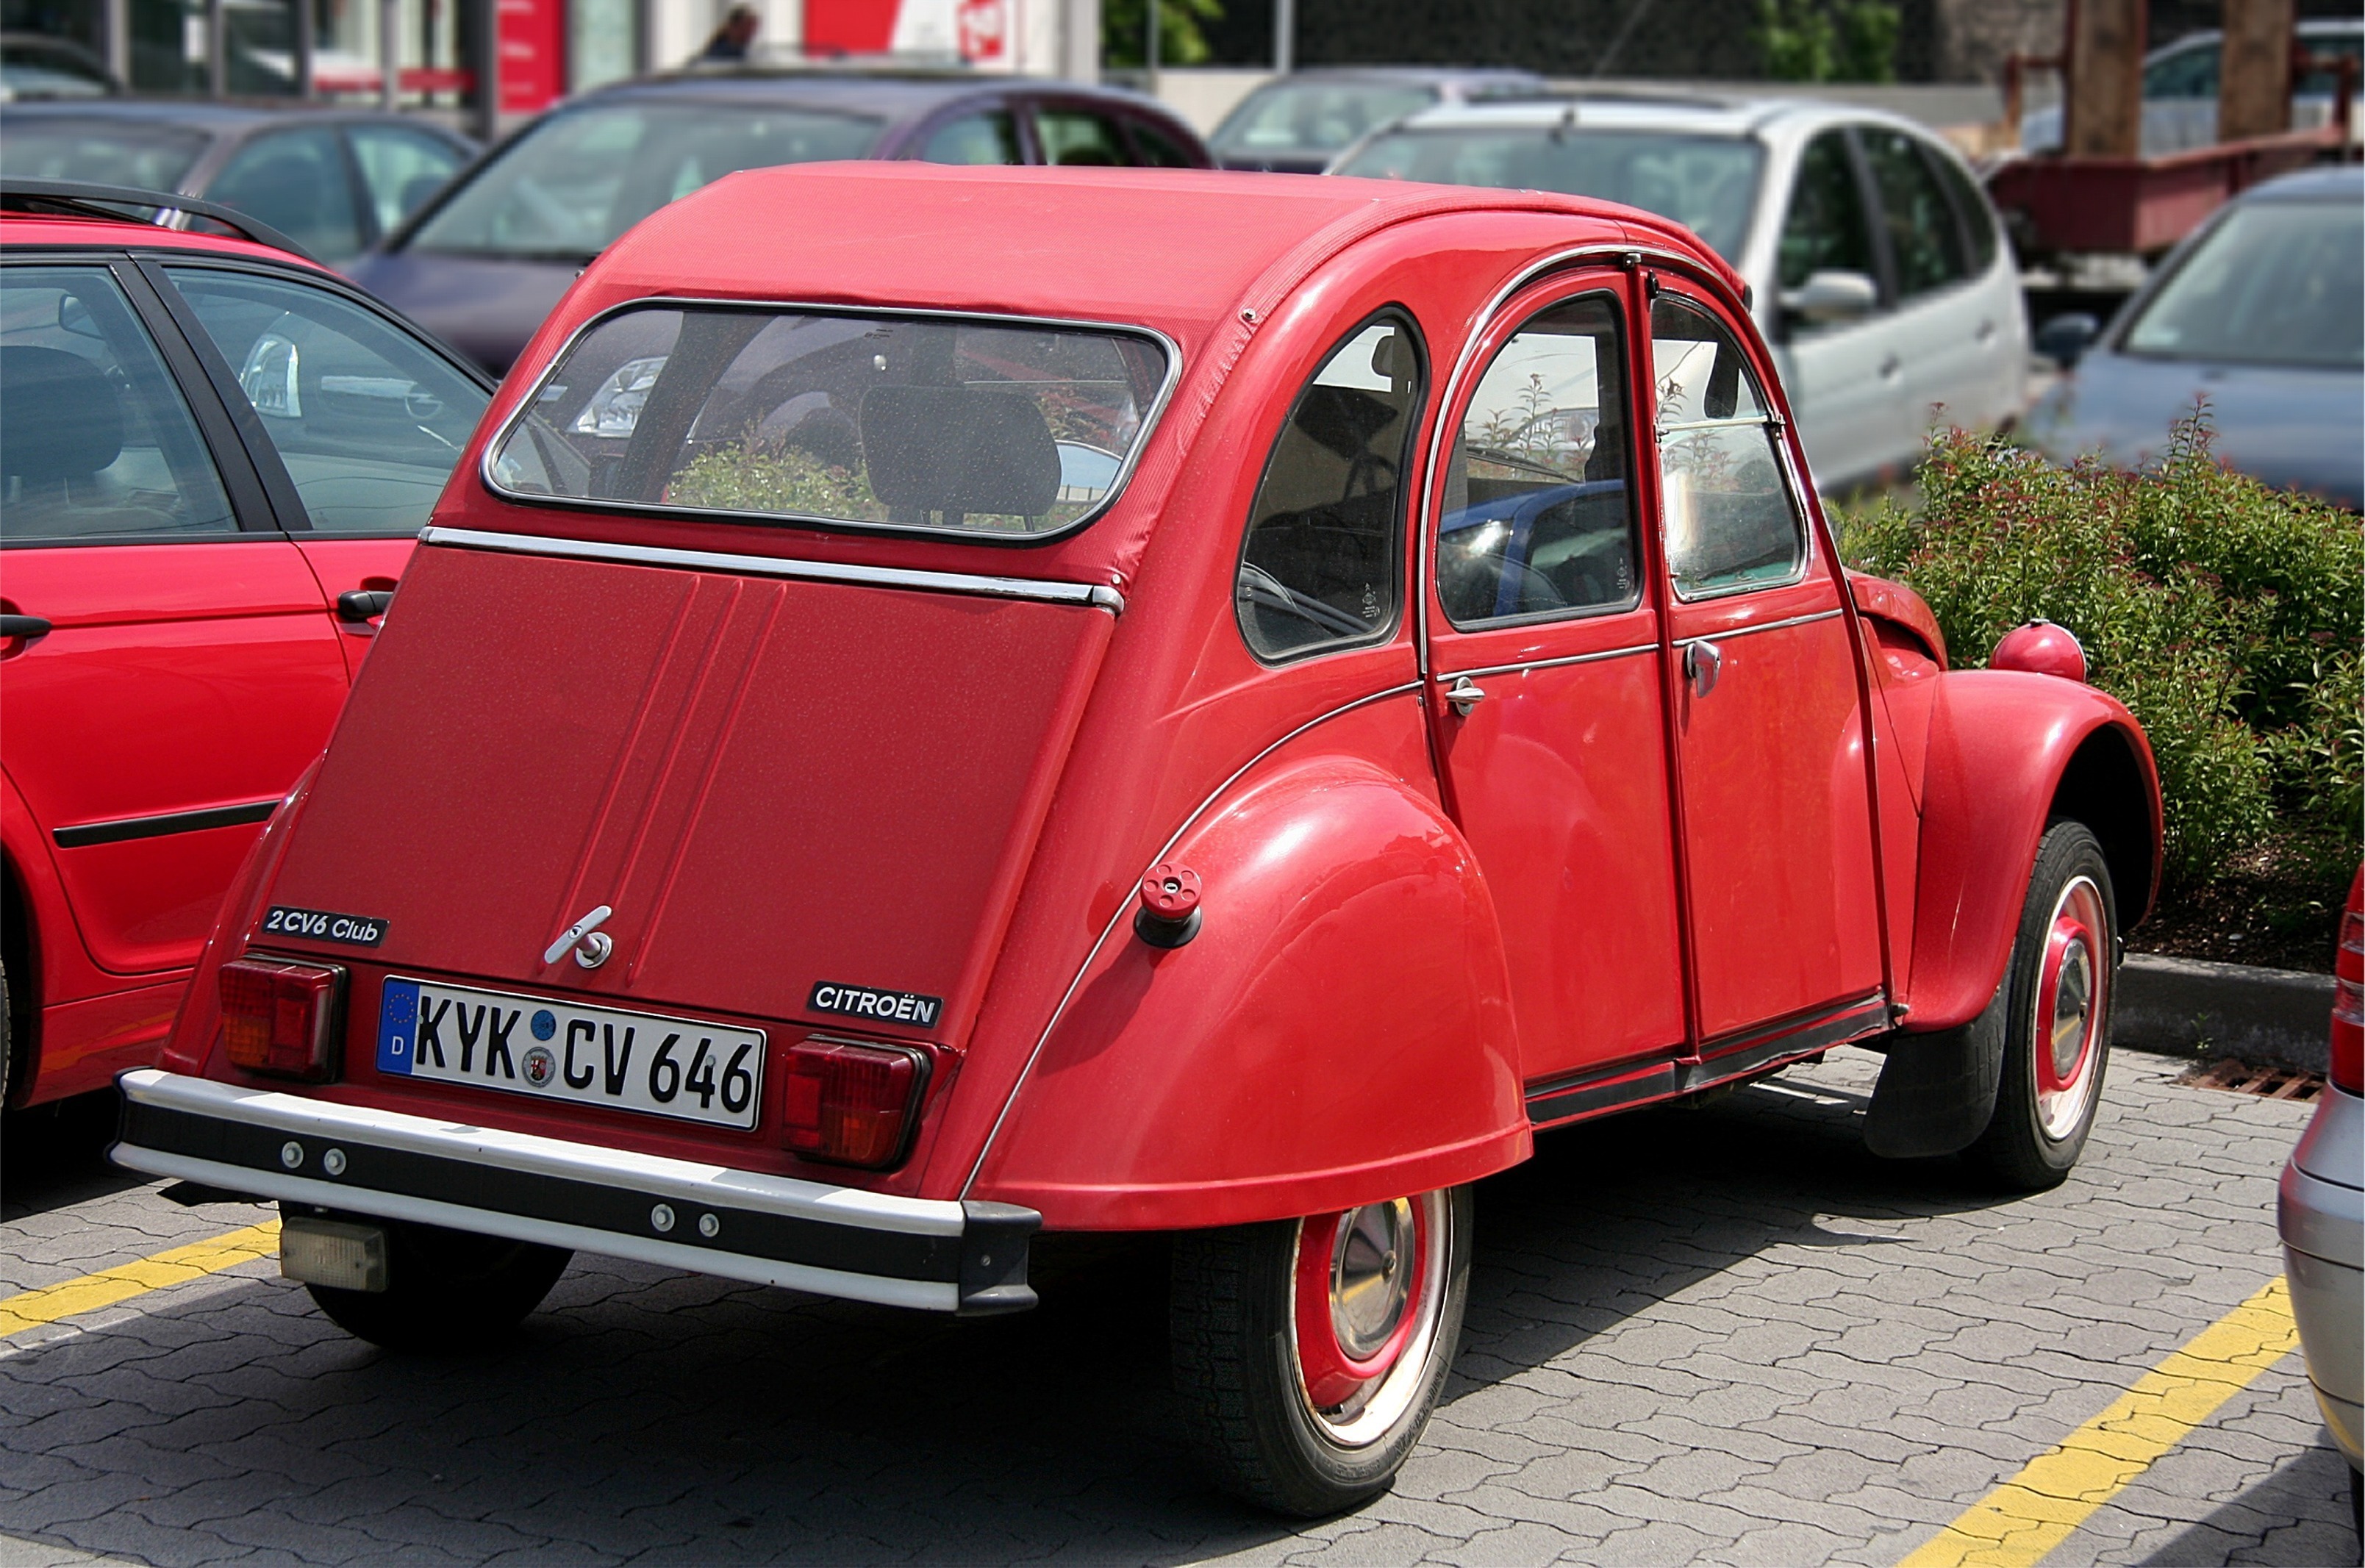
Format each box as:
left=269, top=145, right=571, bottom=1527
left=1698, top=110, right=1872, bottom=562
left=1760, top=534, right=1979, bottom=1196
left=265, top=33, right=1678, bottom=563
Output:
left=1864, top=978, right=2006, bottom=1159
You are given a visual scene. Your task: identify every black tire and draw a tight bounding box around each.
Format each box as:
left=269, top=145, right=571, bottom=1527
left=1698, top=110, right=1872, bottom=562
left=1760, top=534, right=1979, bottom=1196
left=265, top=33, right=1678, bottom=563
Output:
left=1171, top=1186, right=1471, bottom=1516
left=1964, top=821, right=2117, bottom=1192
left=299, top=1211, right=570, bottom=1351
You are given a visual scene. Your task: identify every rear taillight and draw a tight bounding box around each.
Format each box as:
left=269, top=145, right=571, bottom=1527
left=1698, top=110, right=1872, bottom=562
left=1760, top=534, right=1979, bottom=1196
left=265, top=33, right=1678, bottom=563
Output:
left=221, top=957, right=346, bottom=1082
left=2332, top=879, right=2362, bottom=1095
left=781, top=1039, right=928, bottom=1167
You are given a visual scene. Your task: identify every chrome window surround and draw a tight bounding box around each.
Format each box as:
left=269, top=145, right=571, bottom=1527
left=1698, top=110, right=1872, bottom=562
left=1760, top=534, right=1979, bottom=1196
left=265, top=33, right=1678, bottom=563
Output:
left=477, top=297, right=1184, bottom=549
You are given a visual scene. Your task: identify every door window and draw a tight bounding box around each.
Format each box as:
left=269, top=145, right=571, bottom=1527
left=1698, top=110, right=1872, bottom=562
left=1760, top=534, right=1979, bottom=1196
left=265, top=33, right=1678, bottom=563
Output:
left=1858, top=127, right=1966, bottom=300
left=920, top=110, right=1023, bottom=165
left=1437, top=293, right=1636, bottom=626
left=0, top=266, right=237, bottom=542
left=1926, top=143, right=2001, bottom=275
left=1236, top=313, right=1423, bottom=661
left=1127, top=119, right=1198, bottom=168
left=164, top=266, right=488, bottom=534
left=1777, top=131, right=1878, bottom=296
left=1650, top=296, right=1804, bottom=600
left=348, top=124, right=465, bottom=236
left=1034, top=107, right=1130, bottom=165
left=207, top=128, right=365, bottom=263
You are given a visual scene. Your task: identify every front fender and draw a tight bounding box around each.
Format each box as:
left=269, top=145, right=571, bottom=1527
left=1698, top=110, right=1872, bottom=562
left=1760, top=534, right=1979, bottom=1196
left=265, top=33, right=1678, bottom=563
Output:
left=970, top=756, right=1527, bottom=1230
left=1900, top=670, right=2160, bottom=1034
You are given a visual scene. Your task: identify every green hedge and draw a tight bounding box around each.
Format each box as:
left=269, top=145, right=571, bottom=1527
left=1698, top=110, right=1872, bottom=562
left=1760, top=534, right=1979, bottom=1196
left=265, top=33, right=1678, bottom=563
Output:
left=1845, top=412, right=2361, bottom=890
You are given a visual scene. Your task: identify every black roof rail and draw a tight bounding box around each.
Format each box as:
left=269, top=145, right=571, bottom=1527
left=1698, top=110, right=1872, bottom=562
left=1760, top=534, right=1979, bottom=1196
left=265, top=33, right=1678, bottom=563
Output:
left=0, top=177, right=316, bottom=265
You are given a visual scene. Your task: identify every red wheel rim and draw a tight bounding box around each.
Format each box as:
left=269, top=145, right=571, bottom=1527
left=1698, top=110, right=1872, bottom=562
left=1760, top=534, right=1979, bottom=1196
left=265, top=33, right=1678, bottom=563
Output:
left=2033, top=876, right=2107, bottom=1139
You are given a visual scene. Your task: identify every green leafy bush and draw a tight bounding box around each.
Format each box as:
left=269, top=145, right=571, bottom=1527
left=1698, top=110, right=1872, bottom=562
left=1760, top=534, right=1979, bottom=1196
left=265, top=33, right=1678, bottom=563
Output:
left=666, top=441, right=884, bottom=523
left=1845, top=410, right=2362, bottom=891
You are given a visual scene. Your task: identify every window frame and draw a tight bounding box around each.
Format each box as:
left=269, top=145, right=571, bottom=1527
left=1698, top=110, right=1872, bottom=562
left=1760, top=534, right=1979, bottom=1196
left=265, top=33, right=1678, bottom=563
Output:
left=1850, top=122, right=1975, bottom=308
left=478, top=295, right=1183, bottom=548
left=1646, top=287, right=1814, bottom=605
left=1232, top=304, right=1430, bottom=667
left=0, top=249, right=282, bottom=551
left=1433, top=285, right=1643, bottom=633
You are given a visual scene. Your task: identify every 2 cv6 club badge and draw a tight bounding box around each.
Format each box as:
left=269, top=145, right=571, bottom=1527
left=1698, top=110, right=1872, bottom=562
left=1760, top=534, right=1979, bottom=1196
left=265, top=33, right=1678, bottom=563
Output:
left=112, top=164, right=2158, bottom=1516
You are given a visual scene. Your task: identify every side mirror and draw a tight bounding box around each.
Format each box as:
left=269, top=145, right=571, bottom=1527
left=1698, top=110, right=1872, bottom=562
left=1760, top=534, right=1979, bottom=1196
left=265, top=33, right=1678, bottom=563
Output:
left=1777, top=269, right=1879, bottom=329
left=2034, top=312, right=2100, bottom=369
left=57, top=293, right=103, bottom=339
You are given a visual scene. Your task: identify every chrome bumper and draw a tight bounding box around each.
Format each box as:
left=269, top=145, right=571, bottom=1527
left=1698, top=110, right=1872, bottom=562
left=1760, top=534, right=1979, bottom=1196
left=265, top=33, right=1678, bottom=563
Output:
left=110, top=1070, right=1036, bottom=1315
left=2279, top=1083, right=2363, bottom=1467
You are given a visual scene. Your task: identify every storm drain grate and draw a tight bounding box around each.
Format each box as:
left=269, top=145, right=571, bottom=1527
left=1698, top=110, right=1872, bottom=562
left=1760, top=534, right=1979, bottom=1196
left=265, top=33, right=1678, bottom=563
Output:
left=2176, top=1058, right=2325, bottom=1101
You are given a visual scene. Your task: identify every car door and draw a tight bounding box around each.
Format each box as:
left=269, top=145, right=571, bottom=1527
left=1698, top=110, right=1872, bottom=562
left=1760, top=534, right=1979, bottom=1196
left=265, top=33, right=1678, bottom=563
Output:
left=201, top=126, right=368, bottom=266
left=141, top=258, right=494, bottom=677
left=1646, top=287, right=1883, bottom=1047
left=1770, top=127, right=1906, bottom=491
left=1423, top=272, right=1688, bottom=1102
left=0, top=257, right=347, bottom=978
left=1856, top=126, right=1989, bottom=464
left=344, top=122, right=468, bottom=247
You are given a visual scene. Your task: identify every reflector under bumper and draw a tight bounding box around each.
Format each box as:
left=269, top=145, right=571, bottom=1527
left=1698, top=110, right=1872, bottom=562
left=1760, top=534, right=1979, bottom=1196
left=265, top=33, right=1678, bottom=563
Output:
left=110, top=1070, right=1037, bottom=1315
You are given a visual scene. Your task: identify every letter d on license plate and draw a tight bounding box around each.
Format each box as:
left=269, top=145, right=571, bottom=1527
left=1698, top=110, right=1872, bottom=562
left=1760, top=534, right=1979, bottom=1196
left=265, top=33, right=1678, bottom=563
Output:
left=376, top=978, right=765, bottom=1130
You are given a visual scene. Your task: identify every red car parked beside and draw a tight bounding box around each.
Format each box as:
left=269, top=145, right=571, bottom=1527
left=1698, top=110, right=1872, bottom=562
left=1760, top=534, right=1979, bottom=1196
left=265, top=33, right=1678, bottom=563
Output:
left=0, top=182, right=490, bottom=1111
left=115, top=165, right=2161, bottom=1514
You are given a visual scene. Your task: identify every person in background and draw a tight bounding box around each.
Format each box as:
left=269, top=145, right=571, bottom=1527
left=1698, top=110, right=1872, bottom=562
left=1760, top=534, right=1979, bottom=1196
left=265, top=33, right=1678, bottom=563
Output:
left=698, top=5, right=760, bottom=62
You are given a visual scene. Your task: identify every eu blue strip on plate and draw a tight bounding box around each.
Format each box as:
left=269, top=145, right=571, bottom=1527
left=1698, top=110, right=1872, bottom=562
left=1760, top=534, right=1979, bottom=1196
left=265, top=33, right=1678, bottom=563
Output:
left=377, top=979, right=420, bottom=1075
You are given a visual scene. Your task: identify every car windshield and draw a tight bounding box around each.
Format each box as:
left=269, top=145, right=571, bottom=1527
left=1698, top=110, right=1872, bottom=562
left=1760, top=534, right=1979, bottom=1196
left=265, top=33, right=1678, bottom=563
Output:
left=405, top=101, right=881, bottom=259
left=2122, top=197, right=2364, bottom=369
left=0, top=117, right=204, bottom=188
left=487, top=305, right=1170, bottom=540
left=1335, top=125, right=1764, bottom=262
left=1211, top=81, right=1436, bottom=159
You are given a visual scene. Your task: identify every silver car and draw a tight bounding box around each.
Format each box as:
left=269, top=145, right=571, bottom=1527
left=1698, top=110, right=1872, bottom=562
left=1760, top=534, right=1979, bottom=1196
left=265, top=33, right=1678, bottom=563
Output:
left=2281, top=870, right=2362, bottom=1522
left=1329, top=95, right=2030, bottom=495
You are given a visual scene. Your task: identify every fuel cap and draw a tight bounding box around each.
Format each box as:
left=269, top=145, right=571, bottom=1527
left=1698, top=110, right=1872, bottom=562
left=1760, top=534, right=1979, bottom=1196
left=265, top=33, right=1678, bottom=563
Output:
left=1136, top=863, right=1203, bottom=948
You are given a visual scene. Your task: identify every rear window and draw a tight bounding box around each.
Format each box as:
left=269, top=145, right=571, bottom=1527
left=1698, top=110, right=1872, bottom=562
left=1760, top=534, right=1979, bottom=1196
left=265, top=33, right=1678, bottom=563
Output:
left=0, top=117, right=206, bottom=191
left=487, top=305, right=1173, bottom=540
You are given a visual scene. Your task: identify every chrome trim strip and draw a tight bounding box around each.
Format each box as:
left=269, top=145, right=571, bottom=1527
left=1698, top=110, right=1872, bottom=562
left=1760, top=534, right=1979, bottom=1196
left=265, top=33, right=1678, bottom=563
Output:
left=1671, top=607, right=1842, bottom=646
left=112, top=1145, right=958, bottom=1311
left=474, top=297, right=1184, bottom=552
left=959, top=682, right=1426, bottom=1197
left=420, top=527, right=1126, bottom=612
left=115, top=1069, right=966, bottom=1236
left=1436, top=640, right=1656, bottom=683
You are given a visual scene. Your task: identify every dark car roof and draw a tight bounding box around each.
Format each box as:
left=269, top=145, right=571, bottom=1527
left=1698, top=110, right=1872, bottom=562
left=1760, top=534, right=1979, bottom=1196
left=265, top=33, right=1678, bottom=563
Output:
left=0, top=96, right=468, bottom=132
left=575, top=68, right=1176, bottom=121
left=1265, top=66, right=1549, bottom=86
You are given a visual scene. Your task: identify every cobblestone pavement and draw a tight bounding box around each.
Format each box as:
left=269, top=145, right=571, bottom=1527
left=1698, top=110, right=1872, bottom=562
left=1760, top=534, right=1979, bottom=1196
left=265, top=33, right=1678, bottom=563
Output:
left=1, top=1049, right=2352, bottom=1567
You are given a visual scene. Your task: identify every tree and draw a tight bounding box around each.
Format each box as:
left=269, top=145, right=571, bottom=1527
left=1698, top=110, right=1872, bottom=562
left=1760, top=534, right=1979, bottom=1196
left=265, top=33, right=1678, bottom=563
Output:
left=1753, top=0, right=1900, bottom=83
left=1103, top=0, right=1224, bottom=68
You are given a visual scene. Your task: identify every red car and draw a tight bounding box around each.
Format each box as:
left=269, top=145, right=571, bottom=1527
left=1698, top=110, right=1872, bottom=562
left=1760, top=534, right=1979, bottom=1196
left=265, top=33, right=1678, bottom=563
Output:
left=115, top=165, right=2161, bottom=1514
left=0, top=182, right=490, bottom=1111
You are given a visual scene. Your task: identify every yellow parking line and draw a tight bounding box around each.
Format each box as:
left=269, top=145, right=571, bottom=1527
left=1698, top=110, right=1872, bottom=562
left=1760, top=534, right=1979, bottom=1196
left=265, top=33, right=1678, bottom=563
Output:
left=0, top=1220, right=279, bottom=1339
left=1897, top=1275, right=2300, bottom=1568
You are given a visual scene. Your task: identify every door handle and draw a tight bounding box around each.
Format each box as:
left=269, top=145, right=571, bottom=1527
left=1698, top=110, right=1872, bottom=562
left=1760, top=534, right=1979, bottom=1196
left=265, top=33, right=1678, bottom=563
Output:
left=1975, top=318, right=1997, bottom=343
left=0, top=615, right=51, bottom=641
left=1443, top=676, right=1486, bottom=717
left=1684, top=639, right=1722, bottom=698
left=1878, top=354, right=1903, bottom=379
left=335, top=590, right=394, bottom=623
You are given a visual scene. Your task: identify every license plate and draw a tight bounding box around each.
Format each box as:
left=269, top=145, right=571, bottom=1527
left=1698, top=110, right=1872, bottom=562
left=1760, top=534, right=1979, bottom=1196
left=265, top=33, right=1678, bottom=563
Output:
left=376, top=978, right=765, bottom=1130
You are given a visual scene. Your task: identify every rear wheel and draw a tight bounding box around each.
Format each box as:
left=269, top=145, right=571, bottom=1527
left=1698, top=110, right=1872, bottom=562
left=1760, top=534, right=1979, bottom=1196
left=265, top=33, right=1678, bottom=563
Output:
left=1171, top=1186, right=1470, bottom=1516
left=299, top=1212, right=570, bottom=1351
left=1964, top=821, right=2117, bottom=1192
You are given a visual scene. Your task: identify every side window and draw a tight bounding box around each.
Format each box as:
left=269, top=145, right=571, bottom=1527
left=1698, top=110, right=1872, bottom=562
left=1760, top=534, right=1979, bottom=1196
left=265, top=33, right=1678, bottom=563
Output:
left=1777, top=131, right=1878, bottom=294
left=1437, top=293, right=1636, bottom=627
left=1858, top=127, right=1966, bottom=300
left=164, top=266, right=488, bottom=535
left=1034, top=107, right=1131, bottom=166
left=0, top=265, right=237, bottom=542
left=1926, top=143, right=2001, bottom=275
left=207, top=129, right=365, bottom=264
left=1236, top=313, right=1423, bottom=662
left=1127, top=118, right=1198, bottom=168
left=2144, top=40, right=2219, bottom=98
left=920, top=110, right=1023, bottom=165
left=348, top=124, right=465, bottom=235
left=1649, top=296, right=1804, bottom=601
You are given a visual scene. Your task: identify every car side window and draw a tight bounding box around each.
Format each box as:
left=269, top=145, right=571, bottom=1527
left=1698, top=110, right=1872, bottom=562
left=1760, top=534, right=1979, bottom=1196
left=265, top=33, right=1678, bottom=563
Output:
left=1236, top=312, right=1423, bottom=662
left=1777, top=131, right=1878, bottom=296
left=207, top=128, right=365, bottom=263
left=920, top=110, right=1023, bottom=165
left=1034, top=107, right=1131, bottom=166
left=1436, top=293, right=1636, bottom=627
left=1127, top=119, right=1198, bottom=168
left=1649, top=296, right=1804, bottom=601
left=1926, top=143, right=2001, bottom=275
left=347, top=124, right=465, bottom=236
left=2144, top=40, right=2219, bottom=98
left=164, top=266, right=487, bottom=535
left=0, top=265, right=238, bottom=543
left=1858, top=127, right=1966, bottom=300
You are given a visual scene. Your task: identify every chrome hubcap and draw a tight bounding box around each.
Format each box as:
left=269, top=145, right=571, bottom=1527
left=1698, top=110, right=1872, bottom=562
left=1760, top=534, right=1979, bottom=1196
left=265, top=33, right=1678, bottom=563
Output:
left=1331, top=1199, right=1414, bottom=1359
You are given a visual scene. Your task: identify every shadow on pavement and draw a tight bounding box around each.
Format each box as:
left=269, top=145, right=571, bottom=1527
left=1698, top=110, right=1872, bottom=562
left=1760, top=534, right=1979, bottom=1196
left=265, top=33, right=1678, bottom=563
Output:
left=2134, top=1434, right=2360, bottom=1566
left=1, top=1087, right=141, bottom=1222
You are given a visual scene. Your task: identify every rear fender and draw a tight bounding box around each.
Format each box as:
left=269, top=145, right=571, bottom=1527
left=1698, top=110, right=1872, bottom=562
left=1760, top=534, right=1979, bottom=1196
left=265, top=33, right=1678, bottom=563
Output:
left=968, top=756, right=1528, bottom=1231
left=1900, top=670, right=2160, bottom=1035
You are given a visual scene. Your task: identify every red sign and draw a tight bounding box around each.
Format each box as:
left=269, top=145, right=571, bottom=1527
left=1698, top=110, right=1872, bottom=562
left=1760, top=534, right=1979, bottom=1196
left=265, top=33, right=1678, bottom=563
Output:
left=498, top=0, right=565, bottom=114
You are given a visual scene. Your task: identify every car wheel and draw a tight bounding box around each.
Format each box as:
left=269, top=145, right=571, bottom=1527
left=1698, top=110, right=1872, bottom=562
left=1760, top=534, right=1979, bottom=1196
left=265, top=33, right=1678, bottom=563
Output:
left=1170, top=1186, right=1470, bottom=1516
left=1964, top=820, right=2117, bottom=1192
left=299, top=1211, right=570, bottom=1351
